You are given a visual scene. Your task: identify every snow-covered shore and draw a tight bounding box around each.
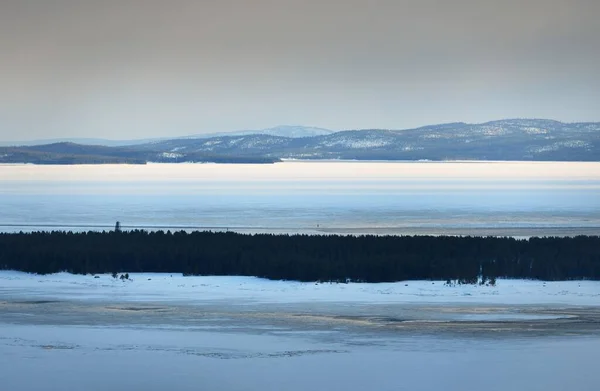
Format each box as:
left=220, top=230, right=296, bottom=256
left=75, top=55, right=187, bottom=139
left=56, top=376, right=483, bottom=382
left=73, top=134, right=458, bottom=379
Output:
left=1, top=271, right=599, bottom=306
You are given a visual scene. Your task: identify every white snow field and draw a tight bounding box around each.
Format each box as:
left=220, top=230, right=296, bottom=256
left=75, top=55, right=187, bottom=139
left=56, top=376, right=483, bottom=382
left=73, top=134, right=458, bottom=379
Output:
left=1, top=271, right=600, bottom=306
left=2, top=272, right=600, bottom=391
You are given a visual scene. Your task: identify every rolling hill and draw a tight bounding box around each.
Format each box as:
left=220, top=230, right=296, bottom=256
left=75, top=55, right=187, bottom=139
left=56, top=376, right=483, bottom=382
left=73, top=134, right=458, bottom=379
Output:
left=1, top=119, right=598, bottom=164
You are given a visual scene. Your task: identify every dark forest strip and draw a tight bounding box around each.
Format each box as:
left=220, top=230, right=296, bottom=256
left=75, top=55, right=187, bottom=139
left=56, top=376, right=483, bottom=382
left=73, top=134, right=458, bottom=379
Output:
left=0, top=231, right=599, bottom=283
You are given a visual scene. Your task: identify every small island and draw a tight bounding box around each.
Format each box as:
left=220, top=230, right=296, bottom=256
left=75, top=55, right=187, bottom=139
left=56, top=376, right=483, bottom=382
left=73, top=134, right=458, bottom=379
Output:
left=2, top=230, right=599, bottom=283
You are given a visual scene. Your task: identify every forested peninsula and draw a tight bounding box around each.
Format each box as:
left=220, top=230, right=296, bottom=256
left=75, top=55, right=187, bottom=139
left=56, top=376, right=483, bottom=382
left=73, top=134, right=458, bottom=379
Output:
left=1, top=231, right=599, bottom=283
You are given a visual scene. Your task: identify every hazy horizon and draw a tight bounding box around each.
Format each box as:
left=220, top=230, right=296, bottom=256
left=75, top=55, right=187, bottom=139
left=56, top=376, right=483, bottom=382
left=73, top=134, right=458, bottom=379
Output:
left=1, top=1, right=599, bottom=142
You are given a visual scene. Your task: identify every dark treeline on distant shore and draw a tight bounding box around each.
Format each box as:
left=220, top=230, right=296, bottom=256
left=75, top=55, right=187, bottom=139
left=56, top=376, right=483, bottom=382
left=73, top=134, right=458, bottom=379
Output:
left=0, top=231, right=599, bottom=283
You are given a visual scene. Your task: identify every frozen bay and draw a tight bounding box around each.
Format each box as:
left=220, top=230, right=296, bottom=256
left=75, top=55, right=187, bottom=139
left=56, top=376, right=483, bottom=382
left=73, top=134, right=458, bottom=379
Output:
left=1, top=272, right=600, bottom=391
left=1, top=161, right=599, bottom=236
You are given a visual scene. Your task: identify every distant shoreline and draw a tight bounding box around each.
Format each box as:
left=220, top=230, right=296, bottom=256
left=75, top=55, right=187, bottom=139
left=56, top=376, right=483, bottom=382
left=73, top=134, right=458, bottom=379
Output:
left=1, top=159, right=598, bottom=166
left=1, top=224, right=598, bottom=239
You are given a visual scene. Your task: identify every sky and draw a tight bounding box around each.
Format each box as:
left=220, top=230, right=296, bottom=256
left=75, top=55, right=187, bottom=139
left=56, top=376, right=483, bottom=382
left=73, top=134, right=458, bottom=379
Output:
left=1, top=0, right=599, bottom=141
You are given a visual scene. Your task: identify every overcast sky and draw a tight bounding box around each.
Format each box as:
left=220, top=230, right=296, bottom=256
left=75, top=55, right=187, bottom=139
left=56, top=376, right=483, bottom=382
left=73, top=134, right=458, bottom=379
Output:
left=1, top=0, right=599, bottom=141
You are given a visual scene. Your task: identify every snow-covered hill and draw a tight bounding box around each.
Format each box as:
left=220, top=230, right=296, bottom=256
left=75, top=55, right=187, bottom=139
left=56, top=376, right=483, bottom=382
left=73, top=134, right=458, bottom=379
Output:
left=1, top=119, right=598, bottom=163
left=136, top=119, right=599, bottom=161
left=185, top=125, right=335, bottom=140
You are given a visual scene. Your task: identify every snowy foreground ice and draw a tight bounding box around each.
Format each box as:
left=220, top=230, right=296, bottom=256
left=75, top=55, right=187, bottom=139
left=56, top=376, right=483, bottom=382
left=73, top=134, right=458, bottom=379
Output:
left=2, top=272, right=600, bottom=391
left=2, top=271, right=600, bottom=306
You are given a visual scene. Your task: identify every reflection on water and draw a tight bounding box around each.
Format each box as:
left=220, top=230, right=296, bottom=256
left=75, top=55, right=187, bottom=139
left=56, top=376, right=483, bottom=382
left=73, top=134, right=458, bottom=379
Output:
left=1, top=161, right=599, bottom=235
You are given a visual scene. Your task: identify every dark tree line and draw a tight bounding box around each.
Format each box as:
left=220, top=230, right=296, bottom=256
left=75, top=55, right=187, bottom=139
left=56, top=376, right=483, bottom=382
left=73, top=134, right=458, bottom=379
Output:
left=0, top=230, right=599, bottom=283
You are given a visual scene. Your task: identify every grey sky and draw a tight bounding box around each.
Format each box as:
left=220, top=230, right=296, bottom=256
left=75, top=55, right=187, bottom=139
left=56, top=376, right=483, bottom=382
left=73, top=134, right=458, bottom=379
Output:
left=1, top=0, right=599, bottom=141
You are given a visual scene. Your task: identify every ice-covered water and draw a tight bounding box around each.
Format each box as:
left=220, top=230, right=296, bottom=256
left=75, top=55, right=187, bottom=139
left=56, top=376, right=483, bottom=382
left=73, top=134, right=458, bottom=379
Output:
left=2, top=161, right=600, bottom=389
left=2, top=271, right=600, bottom=306
left=1, top=161, right=599, bottom=236
left=1, top=272, right=600, bottom=390
left=1, top=324, right=599, bottom=391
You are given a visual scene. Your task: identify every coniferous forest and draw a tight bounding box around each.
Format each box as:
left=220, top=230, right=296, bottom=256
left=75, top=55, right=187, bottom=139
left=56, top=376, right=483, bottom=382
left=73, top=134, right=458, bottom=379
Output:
left=0, top=230, right=599, bottom=283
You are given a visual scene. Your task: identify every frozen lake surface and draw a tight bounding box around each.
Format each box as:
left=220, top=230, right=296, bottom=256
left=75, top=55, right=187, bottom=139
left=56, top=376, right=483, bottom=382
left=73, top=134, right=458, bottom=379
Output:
left=1, top=161, right=599, bottom=236
left=2, top=161, right=600, bottom=389
left=1, top=272, right=600, bottom=390
left=2, top=271, right=600, bottom=306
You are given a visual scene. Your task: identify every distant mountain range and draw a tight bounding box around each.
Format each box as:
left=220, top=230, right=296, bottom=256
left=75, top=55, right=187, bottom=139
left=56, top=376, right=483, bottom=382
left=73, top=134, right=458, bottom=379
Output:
left=0, top=125, right=334, bottom=147
left=1, top=119, right=598, bottom=164
left=195, top=125, right=334, bottom=139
